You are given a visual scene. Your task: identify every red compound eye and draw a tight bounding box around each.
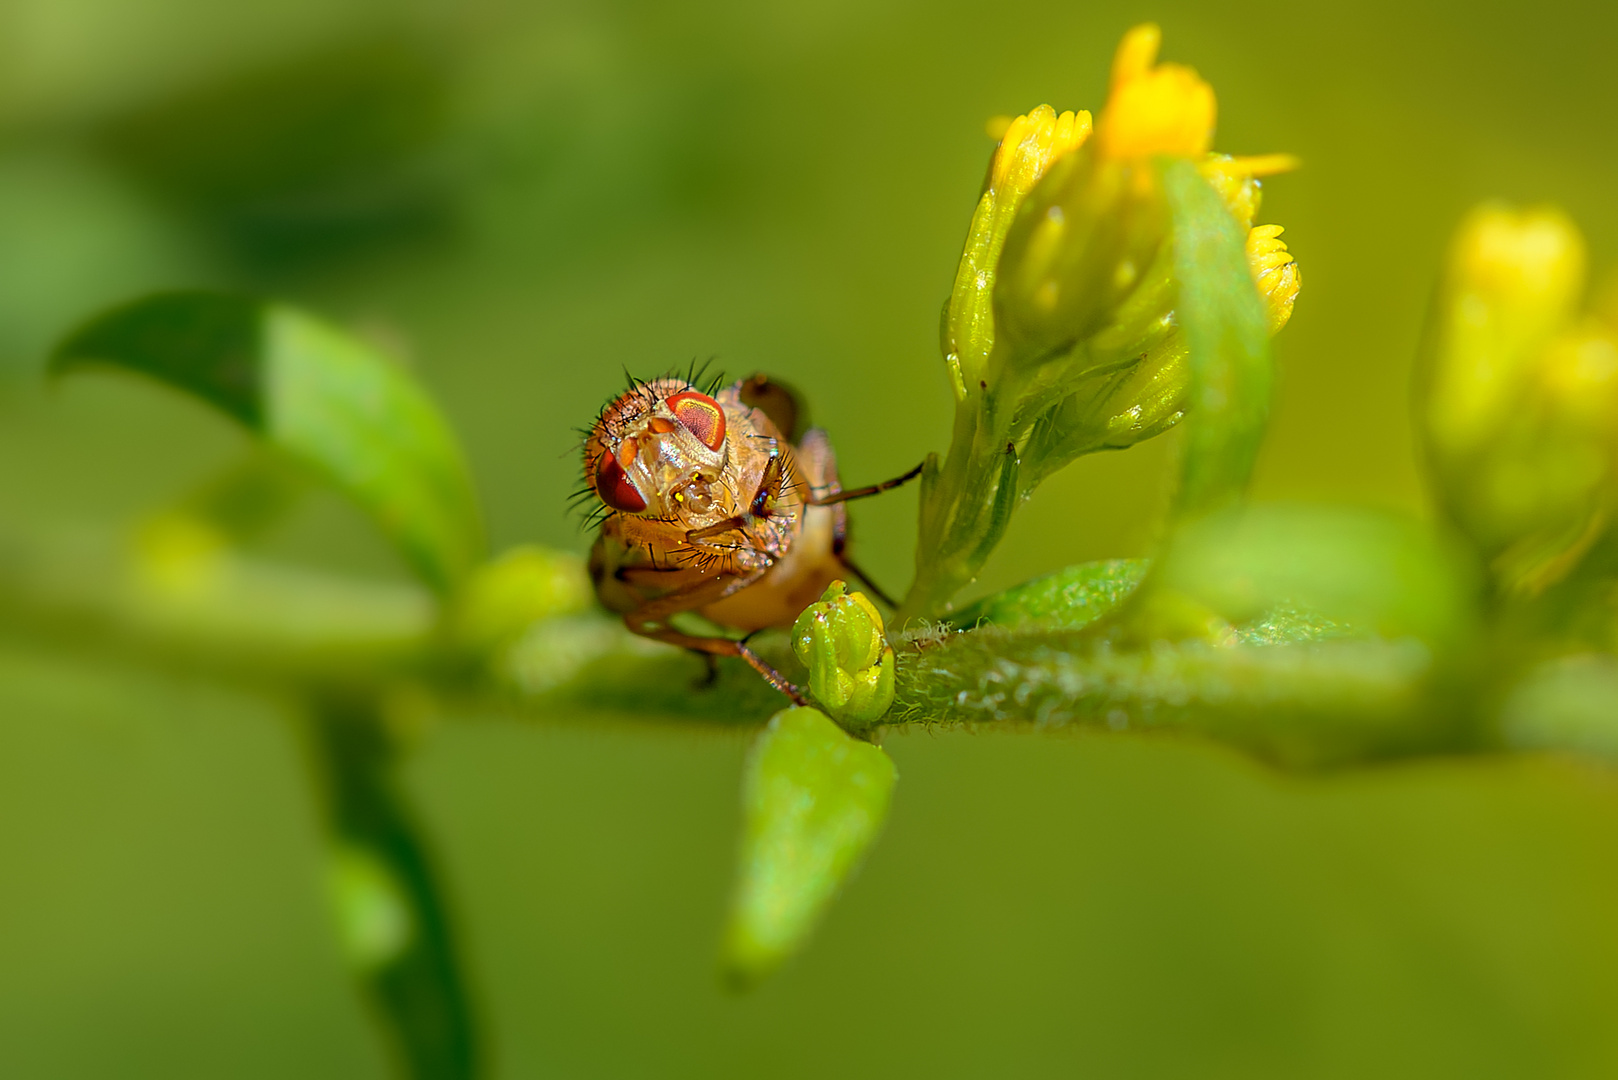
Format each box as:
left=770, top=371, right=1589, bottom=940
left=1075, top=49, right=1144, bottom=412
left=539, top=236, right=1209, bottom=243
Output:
left=666, top=390, right=727, bottom=451
left=594, top=452, right=647, bottom=513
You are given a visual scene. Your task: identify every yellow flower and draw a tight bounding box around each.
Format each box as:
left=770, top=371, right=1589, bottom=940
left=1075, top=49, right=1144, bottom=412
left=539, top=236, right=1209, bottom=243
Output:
left=1201, top=154, right=1302, bottom=332
left=1419, top=202, right=1618, bottom=594
left=987, top=106, right=1092, bottom=195
left=1098, top=23, right=1216, bottom=160
left=994, top=26, right=1300, bottom=356
left=1426, top=205, right=1585, bottom=456
left=905, top=23, right=1304, bottom=617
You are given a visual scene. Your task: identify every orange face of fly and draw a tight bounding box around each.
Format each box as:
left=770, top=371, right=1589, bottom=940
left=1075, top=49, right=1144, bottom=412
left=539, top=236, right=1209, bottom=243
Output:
left=587, top=378, right=737, bottom=516
left=581, top=377, right=806, bottom=580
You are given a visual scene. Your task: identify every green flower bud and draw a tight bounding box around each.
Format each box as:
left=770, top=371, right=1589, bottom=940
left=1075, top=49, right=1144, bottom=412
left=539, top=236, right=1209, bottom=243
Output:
left=791, top=581, right=895, bottom=724
left=942, top=106, right=1093, bottom=401
left=1018, top=332, right=1191, bottom=494
left=995, top=148, right=1171, bottom=359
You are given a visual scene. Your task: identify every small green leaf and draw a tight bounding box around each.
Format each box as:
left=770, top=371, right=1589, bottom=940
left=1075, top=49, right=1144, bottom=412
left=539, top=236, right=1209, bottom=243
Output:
left=52, top=291, right=483, bottom=593
left=1161, top=158, right=1273, bottom=519
left=948, top=558, right=1148, bottom=630
left=723, top=706, right=897, bottom=987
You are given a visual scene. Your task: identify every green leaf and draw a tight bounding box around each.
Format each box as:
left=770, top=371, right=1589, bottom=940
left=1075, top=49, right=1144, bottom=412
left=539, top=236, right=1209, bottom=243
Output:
left=1161, top=158, right=1274, bottom=518
left=947, top=558, right=1148, bottom=630
left=723, top=706, right=897, bottom=987
left=52, top=291, right=483, bottom=594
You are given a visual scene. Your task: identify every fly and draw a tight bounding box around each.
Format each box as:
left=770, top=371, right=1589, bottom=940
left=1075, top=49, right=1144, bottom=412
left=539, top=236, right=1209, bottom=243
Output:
left=580, top=371, right=921, bottom=702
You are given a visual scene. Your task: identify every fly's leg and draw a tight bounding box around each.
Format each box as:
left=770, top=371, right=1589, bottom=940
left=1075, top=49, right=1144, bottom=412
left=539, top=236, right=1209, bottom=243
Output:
left=833, top=553, right=900, bottom=609
left=624, top=572, right=807, bottom=705
left=799, top=430, right=904, bottom=607
left=641, top=625, right=802, bottom=703
left=684, top=452, right=789, bottom=543
left=689, top=650, right=721, bottom=689
left=807, top=460, right=925, bottom=507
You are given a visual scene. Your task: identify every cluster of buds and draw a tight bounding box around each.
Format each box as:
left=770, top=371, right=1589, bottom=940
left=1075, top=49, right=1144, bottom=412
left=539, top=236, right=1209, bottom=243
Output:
left=902, top=24, right=1301, bottom=620
left=1419, top=205, right=1618, bottom=595
left=791, top=581, right=895, bottom=724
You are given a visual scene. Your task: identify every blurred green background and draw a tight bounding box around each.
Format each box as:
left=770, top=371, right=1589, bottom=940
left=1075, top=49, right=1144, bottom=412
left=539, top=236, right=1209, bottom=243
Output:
left=5, top=0, right=1618, bottom=1075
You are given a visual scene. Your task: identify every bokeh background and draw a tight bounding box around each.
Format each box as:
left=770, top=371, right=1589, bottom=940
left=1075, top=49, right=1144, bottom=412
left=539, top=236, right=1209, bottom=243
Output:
left=5, top=0, right=1618, bottom=1076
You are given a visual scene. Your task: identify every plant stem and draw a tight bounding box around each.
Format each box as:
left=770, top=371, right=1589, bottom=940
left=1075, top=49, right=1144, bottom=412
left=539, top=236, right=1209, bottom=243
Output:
left=897, top=383, right=1020, bottom=624
left=0, top=520, right=437, bottom=685
left=306, top=690, right=481, bottom=1080
left=884, top=625, right=1469, bottom=767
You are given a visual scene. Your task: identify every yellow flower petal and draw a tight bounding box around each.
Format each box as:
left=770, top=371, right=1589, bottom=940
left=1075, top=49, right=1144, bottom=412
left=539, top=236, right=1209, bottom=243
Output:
left=1247, top=224, right=1300, bottom=333
left=1099, top=24, right=1216, bottom=160
left=989, top=105, right=1092, bottom=195
left=1109, top=23, right=1162, bottom=94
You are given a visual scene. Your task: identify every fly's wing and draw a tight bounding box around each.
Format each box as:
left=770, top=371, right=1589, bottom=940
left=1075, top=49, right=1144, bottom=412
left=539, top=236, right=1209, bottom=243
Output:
left=795, top=427, right=847, bottom=551
left=737, top=374, right=807, bottom=443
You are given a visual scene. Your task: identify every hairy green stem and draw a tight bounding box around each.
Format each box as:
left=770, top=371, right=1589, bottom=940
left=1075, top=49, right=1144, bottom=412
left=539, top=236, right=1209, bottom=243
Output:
left=884, top=626, right=1467, bottom=767
left=0, top=517, right=1551, bottom=774
left=898, top=372, right=1028, bottom=624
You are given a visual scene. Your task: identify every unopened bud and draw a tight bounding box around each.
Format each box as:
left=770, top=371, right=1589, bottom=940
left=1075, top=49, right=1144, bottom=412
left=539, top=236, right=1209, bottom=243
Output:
left=943, top=105, right=1092, bottom=399
left=791, top=581, right=895, bottom=723
left=450, top=545, right=593, bottom=656
left=1420, top=203, right=1618, bottom=592
left=1424, top=204, right=1586, bottom=458
left=994, top=145, right=1169, bottom=356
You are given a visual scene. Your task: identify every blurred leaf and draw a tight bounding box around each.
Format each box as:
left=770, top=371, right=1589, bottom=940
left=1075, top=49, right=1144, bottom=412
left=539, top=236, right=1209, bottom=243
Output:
left=948, top=559, right=1148, bottom=630
left=1154, top=504, right=1481, bottom=646
left=1161, top=158, right=1273, bottom=518
left=1234, top=605, right=1351, bottom=645
left=723, top=707, right=897, bottom=987
left=52, top=292, right=484, bottom=594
